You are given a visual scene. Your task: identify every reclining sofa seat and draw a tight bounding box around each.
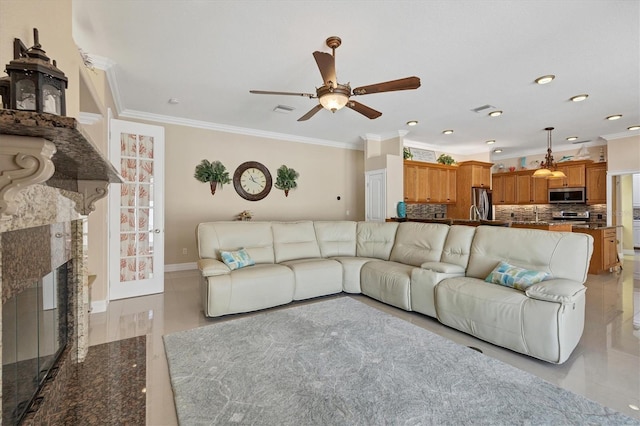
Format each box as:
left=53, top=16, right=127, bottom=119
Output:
left=436, top=226, right=593, bottom=364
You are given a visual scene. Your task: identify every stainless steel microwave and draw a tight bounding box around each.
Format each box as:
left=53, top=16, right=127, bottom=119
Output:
left=548, top=187, right=586, bottom=204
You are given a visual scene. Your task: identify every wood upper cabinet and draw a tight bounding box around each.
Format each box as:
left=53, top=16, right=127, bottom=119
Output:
left=464, top=161, right=492, bottom=187
left=516, top=170, right=548, bottom=204
left=585, top=162, right=607, bottom=204
left=447, top=160, right=492, bottom=218
left=547, top=161, right=589, bottom=188
left=403, top=160, right=457, bottom=204
left=492, top=173, right=516, bottom=204
left=403, top=164, right=418, bottom=202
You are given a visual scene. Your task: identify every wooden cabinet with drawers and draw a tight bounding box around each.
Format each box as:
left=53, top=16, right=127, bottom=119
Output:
left=547, top=161, right=589, bottom=188
left=572, top=227, right=619, bottom=274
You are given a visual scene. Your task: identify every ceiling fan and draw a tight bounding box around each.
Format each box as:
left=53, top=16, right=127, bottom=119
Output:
left=250, top=36, right=421, bottom=121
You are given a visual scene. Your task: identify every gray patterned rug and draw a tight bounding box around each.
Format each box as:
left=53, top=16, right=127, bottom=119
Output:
left=164, top=297, right=638, bottom=425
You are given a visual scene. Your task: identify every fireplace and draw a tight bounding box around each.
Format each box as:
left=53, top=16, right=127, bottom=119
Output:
left=0, top=110, right=121, bottom=424
left=2, top=225, right=72, bottom=425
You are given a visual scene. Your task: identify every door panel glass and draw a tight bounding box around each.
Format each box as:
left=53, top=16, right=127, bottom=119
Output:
left=119, top=133, right=155, bottom=283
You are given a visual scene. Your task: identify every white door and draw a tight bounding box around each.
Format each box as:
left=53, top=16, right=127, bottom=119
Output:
left=365, top=169, right=386, bottom=222
left=109, top=119, right=165, bottom=300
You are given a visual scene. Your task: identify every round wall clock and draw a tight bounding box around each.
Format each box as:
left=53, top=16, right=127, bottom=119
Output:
left=233, top=161, right=272, bottom=201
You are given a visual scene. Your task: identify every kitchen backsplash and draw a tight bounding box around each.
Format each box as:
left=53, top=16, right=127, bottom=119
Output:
left=405, top=203, right=447, bottom=219
left=494, top=204, right=607, bottom=222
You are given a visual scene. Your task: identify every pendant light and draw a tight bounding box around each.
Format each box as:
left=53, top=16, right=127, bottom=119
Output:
left=533, top=127, right=566, bottom=179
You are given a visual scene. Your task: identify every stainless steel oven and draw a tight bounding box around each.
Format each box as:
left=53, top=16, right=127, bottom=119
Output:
left=548, top=187, right=586, bottom=204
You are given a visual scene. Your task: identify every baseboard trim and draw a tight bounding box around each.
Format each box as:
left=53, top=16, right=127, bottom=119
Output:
left=91, top=299, right=108, bottom=313
left=165, top=262, right=198, bottom=272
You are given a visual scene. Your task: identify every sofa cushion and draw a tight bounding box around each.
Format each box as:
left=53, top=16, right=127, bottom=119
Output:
left=197, top=221, right=275, bottom=264
left=280, top=258, right=343, bottom=300
left=485, top=261, right=548, bottom=291
left=356, top=221, right=399, bottom=260
left=314, top=221, right=357, bottom=257
left=360, top=260, right=413, bottom=310
left=466, top=226, right=593, bottom=283
left=440, top=225, right=477, bottom=268
left=389, top=222, right=450, bottom=266
left=220, top=248, right=255, bottom=270
left=272, top=221, right=322, bottom=263
left=332, top=256, right=378, bottom=293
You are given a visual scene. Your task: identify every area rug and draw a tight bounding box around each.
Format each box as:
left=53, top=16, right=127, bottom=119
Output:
left=163, top=297, right=638, bottom=425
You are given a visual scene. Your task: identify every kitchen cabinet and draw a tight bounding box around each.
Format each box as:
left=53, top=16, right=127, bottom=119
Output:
left=511, top=222, right=573, bottom=232
left=492, top=173, right=516, bottom=205
left=633, top=174, right=640, bottom=207
left=516, top=171, right=548, bottom=204
left=572, top=227, right=620, bottom=274
left=547, top=160, right=590, bottom=188
left=585, top=162, right=607, bottom=204
left=403, top=161, right=457, bottom=204
left=447, top=160, right=492, bottom=219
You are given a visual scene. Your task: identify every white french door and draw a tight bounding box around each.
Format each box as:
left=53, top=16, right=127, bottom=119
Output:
left=109, top=119, right=165, bottom=300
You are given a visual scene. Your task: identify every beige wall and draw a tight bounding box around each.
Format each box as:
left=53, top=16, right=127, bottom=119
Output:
left=154, top=123, right=365, bottom=265
left=620, top=175, right=633, bottom=251
left=607, top=135, right=640, bottom=173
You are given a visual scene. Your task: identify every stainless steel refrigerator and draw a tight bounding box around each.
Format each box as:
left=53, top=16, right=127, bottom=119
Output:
left=471, top=187, right=493, bottom=220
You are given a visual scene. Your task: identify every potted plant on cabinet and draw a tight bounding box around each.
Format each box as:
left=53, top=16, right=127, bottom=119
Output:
left=274, top=165, right=299, bottom=197
left=194, top=159, right=231, bottom=195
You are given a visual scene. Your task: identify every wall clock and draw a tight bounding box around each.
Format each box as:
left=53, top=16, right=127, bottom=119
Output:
left=233, top=161, right=272, bottom=201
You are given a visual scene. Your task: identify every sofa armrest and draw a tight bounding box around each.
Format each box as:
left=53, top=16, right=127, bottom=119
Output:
left=420, top=261, right=465, bottom=275
left=198, top=258, right=230, bottom=277
left=525, top=279, right=586, bottom=304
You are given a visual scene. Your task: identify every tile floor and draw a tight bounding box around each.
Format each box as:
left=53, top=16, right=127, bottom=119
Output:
left=89, top=254, right=640, bottom=425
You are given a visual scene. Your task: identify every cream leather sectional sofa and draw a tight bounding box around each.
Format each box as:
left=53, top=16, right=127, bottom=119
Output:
left=196, top=220, right=593, bottom=364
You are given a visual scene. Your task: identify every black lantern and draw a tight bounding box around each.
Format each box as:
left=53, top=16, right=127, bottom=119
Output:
left=5, top=28, right=67, bottom=116
left=0, top=76, right=9, bottom=109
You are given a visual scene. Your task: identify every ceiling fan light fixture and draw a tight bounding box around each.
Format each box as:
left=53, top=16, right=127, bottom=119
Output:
left=317, top=84, right=350, bottom=112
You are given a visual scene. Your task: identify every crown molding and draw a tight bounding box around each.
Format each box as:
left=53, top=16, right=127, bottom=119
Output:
left=78, top=112, right=103, bottom=126
left=119, top=109, right=364, bottom=151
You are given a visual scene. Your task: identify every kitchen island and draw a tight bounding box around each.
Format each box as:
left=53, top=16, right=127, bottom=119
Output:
left=510, top=221, right=575, bottom=232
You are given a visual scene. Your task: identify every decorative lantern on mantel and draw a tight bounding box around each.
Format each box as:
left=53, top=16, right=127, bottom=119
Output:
left=0, top=76, right=9, bottom=109
left=5, top=28, right=68, bottom=116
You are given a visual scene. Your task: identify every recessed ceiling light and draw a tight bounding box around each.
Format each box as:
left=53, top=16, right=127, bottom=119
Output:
left=628, top=125, right=640, bottom=131
left=494, top=148, right=503, bottom=153
left=570, top=94, right=588, bottom=102
left=629, top=404, right=640, bottom=411
left=486, top=140, right=495, bottom=145
left=535, top=75, right=555, bottom=85
left=566, top=136, right=578, bottom=141
left=168, top=98, right=180, bottom=104
left=442, top=129, right=454, bottom=135
left=488, top=110, right=503, bottom=117
left=407, top=120, right=418, bottom=126
left=606, top=114, right=622, bottom=120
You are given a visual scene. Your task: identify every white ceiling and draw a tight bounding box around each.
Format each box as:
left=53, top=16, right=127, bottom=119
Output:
left=72, top=0, right=640, bottom=158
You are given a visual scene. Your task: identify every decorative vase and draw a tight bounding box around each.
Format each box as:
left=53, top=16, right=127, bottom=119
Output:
left=209, top=181, right=217, bottom=195
left=397, top=201, right=406, bottom=218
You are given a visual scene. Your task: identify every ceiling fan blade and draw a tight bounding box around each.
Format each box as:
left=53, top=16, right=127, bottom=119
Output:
left=352, top=76, right=421, bottom=96
left=297, top=104, right=324, bottom=121
left=347, top=101, right=382, bottom=119
left=250, top=90, right=316, bottom=98
left=313, top=51, right=337, bottom=87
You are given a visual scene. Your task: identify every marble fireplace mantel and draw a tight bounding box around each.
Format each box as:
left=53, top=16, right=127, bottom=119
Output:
left=0, top=109, right=122, bottom=217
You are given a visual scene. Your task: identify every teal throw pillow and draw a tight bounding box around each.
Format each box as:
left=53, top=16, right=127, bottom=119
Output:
left=220, top=248, right=255, bottom=271
left=485, top=261, right=548, bottom=291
